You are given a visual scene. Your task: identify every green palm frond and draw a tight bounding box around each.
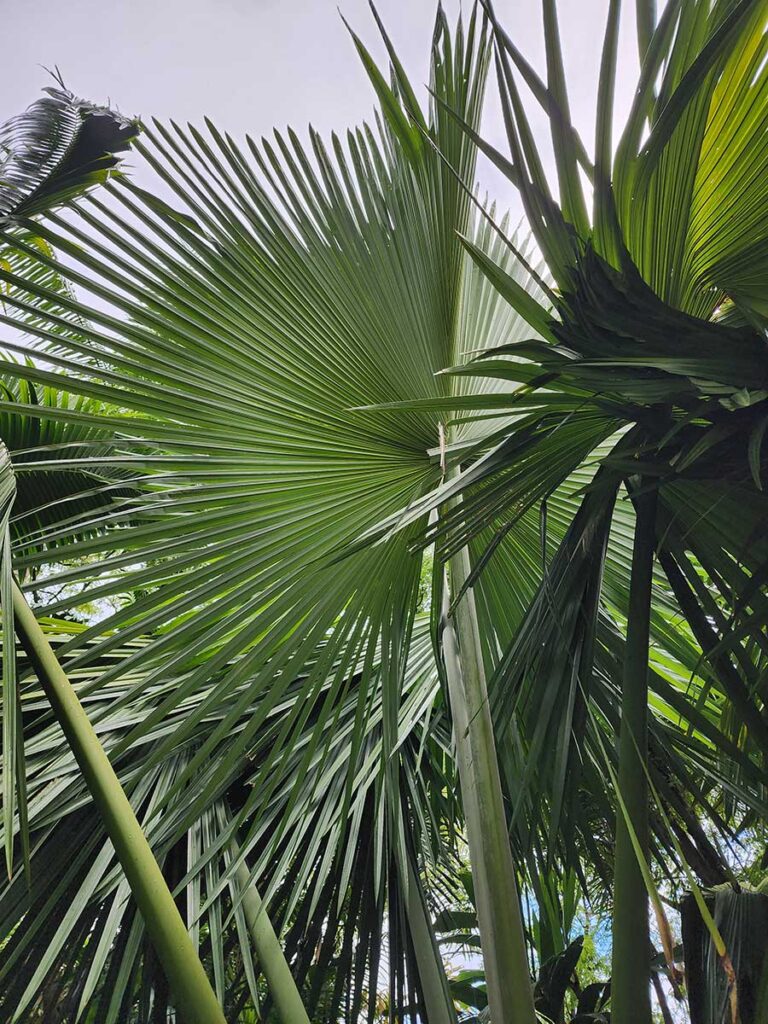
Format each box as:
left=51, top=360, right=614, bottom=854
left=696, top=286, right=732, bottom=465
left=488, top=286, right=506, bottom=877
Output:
left=0, top=615, right=454, bottom=1022
left=0, top=372, right=142, bottom=570
left=0, top=82, right=137, bottom=224
left=371, top=0, right=768, bottom=829
left=0, top=8, right=526, bottom=1020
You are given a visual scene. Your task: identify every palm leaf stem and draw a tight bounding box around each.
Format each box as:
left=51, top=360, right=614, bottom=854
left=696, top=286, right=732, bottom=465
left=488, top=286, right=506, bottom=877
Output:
left=442, top=551, right=536, bottom=1024
left=402, top=852, right=457, bottom=1024
left=233, top=853, right=310, bottom=1024
left=10, top=580, right=226, bottom=1024
left=610, top=483, right=657, bottom=1024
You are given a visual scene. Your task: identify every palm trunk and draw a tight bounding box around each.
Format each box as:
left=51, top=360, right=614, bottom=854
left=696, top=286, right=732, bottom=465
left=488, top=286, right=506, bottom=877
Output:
left=233, top=857, right=311, bottom=1024
left=12, top=581, right=226, bottom=1024
left=611, top=485, right=657, bottom=1024
left=442, top=548, right=537, bottom=1024
left=402, top=853, right=457, bottom=1024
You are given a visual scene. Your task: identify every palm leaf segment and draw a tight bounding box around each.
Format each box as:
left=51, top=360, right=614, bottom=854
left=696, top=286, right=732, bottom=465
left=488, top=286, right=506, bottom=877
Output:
left=0, top=84, right=141, bottom=579
left=0, top=373, right=141, bottom=569
left=0, top=85, right=140, bottom=401
left=0, top=83, right=138, bottom=338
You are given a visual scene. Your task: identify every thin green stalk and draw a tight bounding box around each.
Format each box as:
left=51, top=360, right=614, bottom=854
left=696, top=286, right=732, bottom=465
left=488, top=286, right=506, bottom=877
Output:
left=611, top=485, right=657, bottom=1024
left=442, top=551, right=536, bottom=1024
left=11, top=581, right=226, bottom=1024
left=234, top=855, right=311, bottom=1024
left=402, top=853, right=457, bottom=1024
left=636, top=0, right=657, bottom=61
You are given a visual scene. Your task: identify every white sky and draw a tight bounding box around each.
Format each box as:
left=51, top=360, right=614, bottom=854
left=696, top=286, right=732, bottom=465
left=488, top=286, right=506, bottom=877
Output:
left=4, top=0, right=641, bottom=218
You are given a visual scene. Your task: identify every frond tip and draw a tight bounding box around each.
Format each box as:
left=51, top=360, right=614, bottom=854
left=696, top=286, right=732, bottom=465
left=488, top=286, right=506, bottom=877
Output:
left=0, top=85, right=139, bottom=224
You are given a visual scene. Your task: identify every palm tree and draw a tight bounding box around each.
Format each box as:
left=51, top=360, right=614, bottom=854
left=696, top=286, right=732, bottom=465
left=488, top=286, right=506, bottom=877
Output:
left=367, top=0, right=768, bottom=1019
left=0, top=10, right=542, bottom=1022
left=0, top=3, right=766, bottom=1022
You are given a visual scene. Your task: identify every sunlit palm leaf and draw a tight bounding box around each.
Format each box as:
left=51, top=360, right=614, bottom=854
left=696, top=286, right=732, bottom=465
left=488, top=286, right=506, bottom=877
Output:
left=0, top=8, right=516, bottom=1019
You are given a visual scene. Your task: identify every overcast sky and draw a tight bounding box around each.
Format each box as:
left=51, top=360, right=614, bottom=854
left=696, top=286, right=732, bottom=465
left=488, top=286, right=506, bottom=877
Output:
left=4, top=1, right=642, bottom=217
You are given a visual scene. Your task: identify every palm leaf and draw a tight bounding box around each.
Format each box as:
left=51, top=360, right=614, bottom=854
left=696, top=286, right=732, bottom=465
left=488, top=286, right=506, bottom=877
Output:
left=0, top=9, right=516, bottom=1019
left=0, top=82, right=137, bottom=223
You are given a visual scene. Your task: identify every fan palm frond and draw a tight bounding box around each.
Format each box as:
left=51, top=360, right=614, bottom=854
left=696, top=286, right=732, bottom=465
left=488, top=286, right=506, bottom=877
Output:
left=0, top=8, right=537, bottom=1021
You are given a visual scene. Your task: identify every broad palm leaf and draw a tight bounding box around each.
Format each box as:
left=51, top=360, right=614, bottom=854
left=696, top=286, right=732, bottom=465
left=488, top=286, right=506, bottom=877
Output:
left=0, top=9, right=537, bottom=1022
left=0, top=83, right=141, bottom=845
left=0, top=612, right=456, bottom=1022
